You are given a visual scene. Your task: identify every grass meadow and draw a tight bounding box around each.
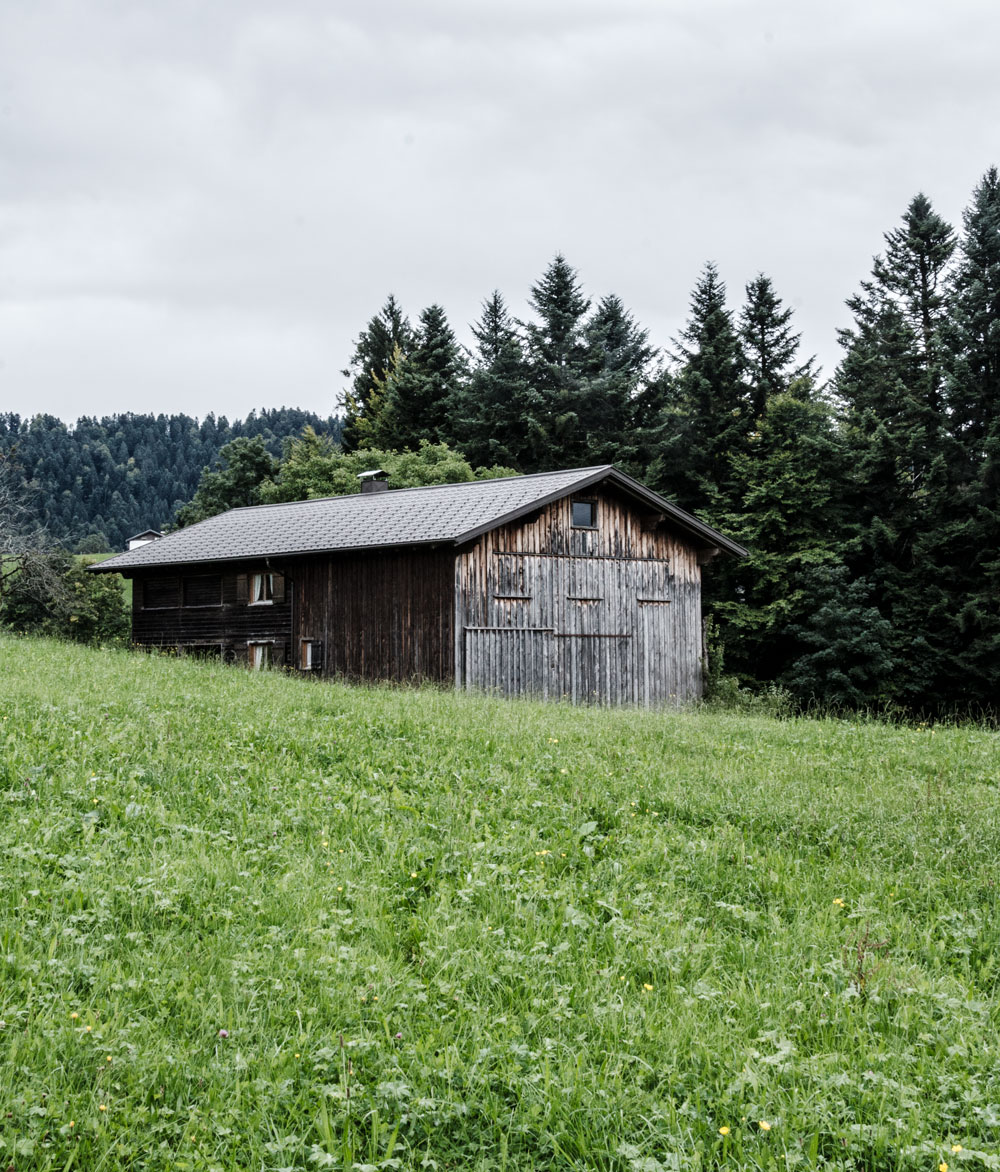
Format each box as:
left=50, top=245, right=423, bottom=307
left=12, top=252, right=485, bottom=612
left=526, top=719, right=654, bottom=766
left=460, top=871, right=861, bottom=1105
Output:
left=1, top=636, right=999, bottom=1171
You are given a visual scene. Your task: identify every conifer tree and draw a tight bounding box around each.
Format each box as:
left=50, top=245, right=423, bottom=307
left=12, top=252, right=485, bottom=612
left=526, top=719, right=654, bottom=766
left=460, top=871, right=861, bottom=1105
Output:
left=739, top=275, right=815, bottom=419
left=938, top=167, right=1000, bottom=710
left=374, top=304, right=467, bottom=451
left=837, top=192, right=959, bottom=708
left=652, top=262, right=747, bottom=516
left=580, top=294, right=656, bottom=466
left=451, top=293, right=544, bottom=470
left=522, top=255, right=592, bottom=466
left=341, top=295, right=413, bottom=452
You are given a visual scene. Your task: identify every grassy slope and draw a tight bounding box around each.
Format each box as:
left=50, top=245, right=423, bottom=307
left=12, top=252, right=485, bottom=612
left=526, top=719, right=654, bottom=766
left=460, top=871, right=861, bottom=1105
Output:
left=1, top=638, right=998, bottom=1172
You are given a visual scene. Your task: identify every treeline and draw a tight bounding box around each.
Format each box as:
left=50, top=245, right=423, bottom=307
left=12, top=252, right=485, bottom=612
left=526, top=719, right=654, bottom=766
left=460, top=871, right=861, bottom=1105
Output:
left=332, top=167, right=999, bottom=715
left=0, top=408, right=342, bottom=552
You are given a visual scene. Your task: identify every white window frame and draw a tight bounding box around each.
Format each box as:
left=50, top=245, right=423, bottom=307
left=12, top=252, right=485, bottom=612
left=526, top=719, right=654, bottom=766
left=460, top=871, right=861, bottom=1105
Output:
left=248, top=641, right=272, bottom=670
left=250, top=572, right=274, bottom=605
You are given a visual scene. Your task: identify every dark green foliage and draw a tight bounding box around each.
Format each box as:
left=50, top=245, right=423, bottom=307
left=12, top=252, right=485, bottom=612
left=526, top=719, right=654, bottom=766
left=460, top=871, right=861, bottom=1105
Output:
left=0, top=408, right=341, bottom=551
left=739, top=274, right=816, bottom=419
left=652, top=262, right=748, bottom=514
left=522, top=255, right=593, bottom=466
left=780, top=566, right=897, bottom=709
left=451, top=293, right=543, bottom=470
left=374, top=304, right=468, bottom=451
left=711, top=382, right=851, bottom=684
left=341, top=295, right=414, bottom=452
left=580, top=294, right=657, bottom=466
left=174, top=436, right=278, bottom=527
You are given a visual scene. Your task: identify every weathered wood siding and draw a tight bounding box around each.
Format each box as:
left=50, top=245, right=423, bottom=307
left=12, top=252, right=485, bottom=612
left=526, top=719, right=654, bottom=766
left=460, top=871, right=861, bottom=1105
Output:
left=130, top=563, right=293, bottom=663
left=456, top=487, right=704, bottom=705
left=291, top=548, right=456, bottom=683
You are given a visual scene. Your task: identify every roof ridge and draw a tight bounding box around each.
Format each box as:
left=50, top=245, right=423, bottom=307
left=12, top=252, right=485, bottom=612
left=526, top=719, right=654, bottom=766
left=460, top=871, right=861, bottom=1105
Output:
left=223, top=465, right=613, bottom=514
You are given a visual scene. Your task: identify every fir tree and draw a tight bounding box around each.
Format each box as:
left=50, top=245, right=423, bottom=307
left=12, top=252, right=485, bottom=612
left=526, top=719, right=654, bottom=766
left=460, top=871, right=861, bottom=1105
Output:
left=739, top=275, right=815, bottom=419
left=375, top=305, right=467, bottom=451
left=653, top=262, right=748, bottom=515
left=451, top=293, right=543, bottom=470
left=580, top=294, right=657, bottom=466
left=522, top=255, right=592, bottom=466
left=341, top=295, right=413, bottom=452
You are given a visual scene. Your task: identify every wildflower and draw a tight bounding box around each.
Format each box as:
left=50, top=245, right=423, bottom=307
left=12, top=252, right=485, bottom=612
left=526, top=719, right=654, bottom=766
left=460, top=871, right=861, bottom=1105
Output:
left=337, top=886, right=343, bottom=892
left=643, top=983, right=653, bottom=991
left=410, top=871, right=418, bottom=878
left=322, top=840, right=328, bottom=847
left=940, top=1164, right=948, bottom=1172
left=69, top=1120, right=75, bottom=1128
left=70, top=1012, right=79, bottom=1020
left=395, top=1031, right=403, bottom=1039
left=98, top=1104, right=107, bottom=1112
left=559, top=768, right=568, bottom=774
left=218, top=1029, right=229, bottom=1039
left=719, top=1126, right=730, bottom=1135
left=759, top=1120, right=771, bottom=1131
left=106, top=1055, right=112, bottom=1062
left=952, top=1145, right=963, bottom=1153
left=85, top=1025, right=92, bottom=1032
left=294, top=1052, right=300, bottom=1058
left=833, top=898, right=845, bottom=906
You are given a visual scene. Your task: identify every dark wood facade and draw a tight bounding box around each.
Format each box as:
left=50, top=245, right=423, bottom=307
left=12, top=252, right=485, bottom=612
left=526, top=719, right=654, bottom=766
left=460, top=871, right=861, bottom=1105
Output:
left=126, top=480, right=719, bottom=705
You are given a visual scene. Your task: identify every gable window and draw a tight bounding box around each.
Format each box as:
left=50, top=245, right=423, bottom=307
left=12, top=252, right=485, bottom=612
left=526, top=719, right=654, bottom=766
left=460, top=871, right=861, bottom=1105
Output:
left=572, top=500, right=597, bottom=528
left=248, top=642, right=272, bottom=670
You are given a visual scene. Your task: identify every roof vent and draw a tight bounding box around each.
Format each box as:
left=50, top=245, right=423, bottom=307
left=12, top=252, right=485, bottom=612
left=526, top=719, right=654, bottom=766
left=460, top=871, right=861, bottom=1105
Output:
left=358, top=468, right=389, bottom=495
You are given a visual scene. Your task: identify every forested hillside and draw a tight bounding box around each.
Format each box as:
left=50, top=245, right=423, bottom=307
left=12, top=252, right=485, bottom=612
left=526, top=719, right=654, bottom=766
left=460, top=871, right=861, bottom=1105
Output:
left=0, top=408, right=341, bottom=552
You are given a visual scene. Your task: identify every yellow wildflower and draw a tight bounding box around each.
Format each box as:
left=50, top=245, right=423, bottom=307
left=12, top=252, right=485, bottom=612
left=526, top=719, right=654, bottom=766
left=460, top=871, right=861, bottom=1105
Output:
left=70, top=1012, right=79, bottom=1020
left=98, top=1104, right=107, bottom=1112
left=719, top=1126, right=730, bottom=1135
left=952, top=1145, right=963, bottom=1153
left=759, top=1120, right=771, bottom=1131
left=940, top=1164, right=948, bottom=1172
left=643, top=982, right=653, bottom=991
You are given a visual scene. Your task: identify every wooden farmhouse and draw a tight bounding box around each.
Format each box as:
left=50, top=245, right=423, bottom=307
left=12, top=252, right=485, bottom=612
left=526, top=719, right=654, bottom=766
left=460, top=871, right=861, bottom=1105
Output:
left=90, top=466, right=746, bottom=705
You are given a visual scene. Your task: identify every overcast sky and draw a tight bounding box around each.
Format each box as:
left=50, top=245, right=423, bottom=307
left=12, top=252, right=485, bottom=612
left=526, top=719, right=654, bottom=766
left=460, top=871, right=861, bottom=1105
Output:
left=1, top=0, right=997, bottom=425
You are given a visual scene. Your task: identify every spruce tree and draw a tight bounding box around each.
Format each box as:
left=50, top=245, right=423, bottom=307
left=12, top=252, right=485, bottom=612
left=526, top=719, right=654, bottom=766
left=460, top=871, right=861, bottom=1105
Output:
left=451, top=293, right=544, bottom=470
left=374, top=304, right=467, bottom=451
left=837, top=191, right=959, bottom=710
left=522, top=255, right=592, bottom=467
left=938, top=167, right=1000, bottom=711
left=739, top=275, right=815, bottom=419
left=652, top=262, right=747, bottom=516
left=580, top=295, right=656, bottom=466
left=341, top=295, right=413, bottom=452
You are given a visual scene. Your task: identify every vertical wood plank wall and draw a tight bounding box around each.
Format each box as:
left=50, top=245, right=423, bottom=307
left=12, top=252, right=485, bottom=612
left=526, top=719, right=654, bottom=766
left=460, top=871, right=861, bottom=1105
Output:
left=455, top=487, right=705, bottom=705
left=292, top=548, right=456, bottom=683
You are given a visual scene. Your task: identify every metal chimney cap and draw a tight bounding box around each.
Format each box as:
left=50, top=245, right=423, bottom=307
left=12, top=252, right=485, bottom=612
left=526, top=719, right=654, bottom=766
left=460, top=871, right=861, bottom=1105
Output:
left=357, top=469, right=389, bottom=481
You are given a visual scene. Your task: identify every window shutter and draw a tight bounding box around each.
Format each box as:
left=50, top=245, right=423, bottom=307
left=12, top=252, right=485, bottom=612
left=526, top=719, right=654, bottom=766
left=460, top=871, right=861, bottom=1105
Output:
left=236, top=574, right=249, bottom=603
left=271, top=573, right=286, bottom=603
left=313, top=641, right=324, bottom=672
left=272, top=642, right=286, bottom=667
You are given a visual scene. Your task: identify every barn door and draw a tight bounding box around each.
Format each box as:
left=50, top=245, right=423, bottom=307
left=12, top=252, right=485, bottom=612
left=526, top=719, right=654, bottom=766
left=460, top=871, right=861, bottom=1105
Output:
left=636, top=559, right=676, bottom=706
left=463, top=627, right=554, bottom=697
left=555, top=558, right=633, bottom=706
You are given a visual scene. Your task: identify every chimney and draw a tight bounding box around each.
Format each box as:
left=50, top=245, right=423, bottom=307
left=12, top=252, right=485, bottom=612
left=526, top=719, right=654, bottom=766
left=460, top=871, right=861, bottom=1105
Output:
left=358, top=468, right=389, bottom=495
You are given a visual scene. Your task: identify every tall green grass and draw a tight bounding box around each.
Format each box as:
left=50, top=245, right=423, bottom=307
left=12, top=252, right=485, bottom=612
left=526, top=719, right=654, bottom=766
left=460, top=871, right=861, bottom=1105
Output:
left=1, top=636, right=998, bottom=1170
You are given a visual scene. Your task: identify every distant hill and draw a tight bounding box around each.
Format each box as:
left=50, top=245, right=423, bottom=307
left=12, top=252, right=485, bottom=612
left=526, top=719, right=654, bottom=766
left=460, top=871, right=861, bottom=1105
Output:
left=0, top=408, right=342, bottom=552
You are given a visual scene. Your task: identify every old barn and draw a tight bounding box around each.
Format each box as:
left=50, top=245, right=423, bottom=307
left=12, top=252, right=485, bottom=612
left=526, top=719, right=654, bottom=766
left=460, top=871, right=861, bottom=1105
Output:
left=90, top=466, right=746, bottom=705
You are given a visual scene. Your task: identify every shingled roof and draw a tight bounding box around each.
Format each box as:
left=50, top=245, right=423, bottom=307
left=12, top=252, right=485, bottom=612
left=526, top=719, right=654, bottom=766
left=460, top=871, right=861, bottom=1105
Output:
left=90, top=465, right=747, bottom=574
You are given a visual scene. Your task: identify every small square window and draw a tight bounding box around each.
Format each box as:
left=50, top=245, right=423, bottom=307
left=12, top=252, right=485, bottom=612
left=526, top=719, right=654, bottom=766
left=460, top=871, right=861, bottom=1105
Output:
left=572, top=500, right=597, bottom=528
left=300, top=639, right=314, bottom=670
